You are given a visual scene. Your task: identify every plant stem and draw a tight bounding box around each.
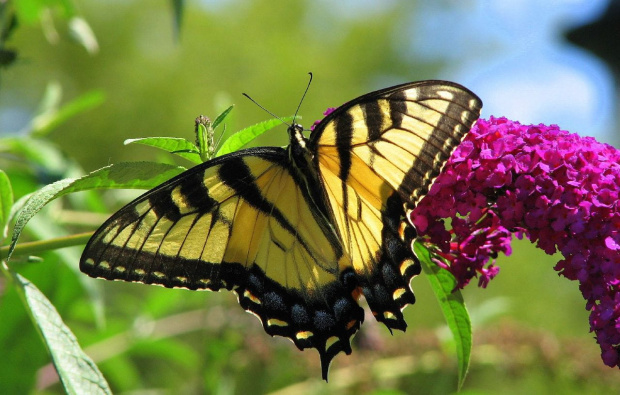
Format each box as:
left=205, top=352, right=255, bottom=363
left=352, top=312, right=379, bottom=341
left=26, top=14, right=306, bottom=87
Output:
left=0, top=232, right=94, bottom=261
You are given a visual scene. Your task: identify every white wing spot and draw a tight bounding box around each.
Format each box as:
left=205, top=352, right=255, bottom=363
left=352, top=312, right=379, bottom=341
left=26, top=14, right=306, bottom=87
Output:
left=437, top=90, right=455, bottom=101
left=406, top=89, right=419, bottom=100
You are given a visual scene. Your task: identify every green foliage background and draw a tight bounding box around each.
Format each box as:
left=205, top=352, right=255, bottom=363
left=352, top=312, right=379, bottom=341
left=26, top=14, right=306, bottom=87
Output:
left=1, top=0, right=619, bottom=393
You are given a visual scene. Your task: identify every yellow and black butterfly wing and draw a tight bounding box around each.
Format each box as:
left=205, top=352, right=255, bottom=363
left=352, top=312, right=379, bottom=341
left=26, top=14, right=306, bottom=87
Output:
left=309, top=80, right=482, bottom=331
left=80, top=149, right=365, bottom=375
left=81, top=80, right=482, bottom=380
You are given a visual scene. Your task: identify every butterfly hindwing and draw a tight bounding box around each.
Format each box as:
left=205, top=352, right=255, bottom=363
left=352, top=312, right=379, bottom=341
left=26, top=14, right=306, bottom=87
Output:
left=310, top=81, right=482, bottom=331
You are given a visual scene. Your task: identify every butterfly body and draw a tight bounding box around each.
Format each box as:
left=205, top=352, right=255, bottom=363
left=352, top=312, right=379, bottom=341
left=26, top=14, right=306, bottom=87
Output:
left=81, top=80, right=482, bottom=380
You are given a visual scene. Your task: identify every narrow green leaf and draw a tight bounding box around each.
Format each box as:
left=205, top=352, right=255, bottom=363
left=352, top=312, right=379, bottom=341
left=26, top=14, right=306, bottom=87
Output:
left=11, top=272, right=111, bottom=394
left=17, top=211, right=107, bottom=328
left=13, top=0, right=49, bottom=24
left=30, top=89, right=106, bottom=137
left=212, top=105, right=234, bottom=130
left=68, top=17, right=99, bottom=55
left=0, top=137, right=69, bottom=175
left=13, top=0, right=75, bottom=23
left=216, top=116, right=294, bottom=157
left=37, top=81, right=63, bottom=119
left=0, top=9, right=18, bottom=44
left=0, top=170, right=13, bottom=240
left=414, top=241, right=472, bottom=391
left=124, top=137, right=201, bottom=164
left=8, top=162, right=185, bottom=260
left=171, top=0, right=184, bottom=40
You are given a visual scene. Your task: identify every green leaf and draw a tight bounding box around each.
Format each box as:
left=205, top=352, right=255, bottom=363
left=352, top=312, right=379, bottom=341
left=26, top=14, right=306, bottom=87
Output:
left=8, top=162, right=185, bottom=260
left=414, top=241, right=472, bottom=391
left=170, top=0, right=184, bottom=40
left=33, top=81, right=63, bottom=125
left=216, top=116, right=294, bottom=157
left=11, top=272, right=111, bottom=394
left=0, top=137, right=70, bottom=176
left=69, top=17, right=99, bottom=55
left=30, top=88, right=105, bottom=137
left=14, top=0, right=74, bottom=24
left=0, top=170, right=13, bottom=240
left=124, top=137, right=201, bottom=164
left=212, top=105, right=234, bottom=130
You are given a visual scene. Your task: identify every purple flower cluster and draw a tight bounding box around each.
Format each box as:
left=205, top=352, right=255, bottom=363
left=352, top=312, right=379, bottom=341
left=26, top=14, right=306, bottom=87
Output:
left=311, top=108, right=337, bottom=131
left=410, top=117, right=620, bottom=369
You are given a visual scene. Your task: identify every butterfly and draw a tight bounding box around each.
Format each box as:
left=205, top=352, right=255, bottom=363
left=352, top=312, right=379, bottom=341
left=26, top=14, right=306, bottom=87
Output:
left=80, top=80, right=482, bottom=380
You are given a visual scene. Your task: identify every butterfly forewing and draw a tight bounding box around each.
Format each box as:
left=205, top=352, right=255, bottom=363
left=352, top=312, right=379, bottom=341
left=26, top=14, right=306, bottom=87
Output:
left=310, top=80, right=482, bottom=331
left=80, top=149, right=365, bottom=379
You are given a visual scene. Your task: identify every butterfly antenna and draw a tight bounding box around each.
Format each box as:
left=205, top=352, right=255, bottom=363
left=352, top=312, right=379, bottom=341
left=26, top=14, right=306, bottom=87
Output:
left=242, top=93, right=291, bottom=127
left=293, top=72, right=313, bottom=126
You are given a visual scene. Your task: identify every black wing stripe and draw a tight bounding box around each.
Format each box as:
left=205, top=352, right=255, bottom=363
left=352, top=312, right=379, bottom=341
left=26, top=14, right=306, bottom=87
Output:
left=333, top=111, right=355, bottom=242
left=388, top=91, right=407, bottom=129
left=218, top=157, right=317, bottom=257
left=391, top=105, right=461, bottom=150
left=149, top=188, right=181, bottom=222
left=362, top=100, right=385, bottom=141
left=334, top=111, right=354, bottom=182
left=179, top=170, right=219, bottom=213
left=218, top=158, right=285, bottom=225
left=109, top=208, right=159, bottom=273
left=404, top=101, right=479, bottom=203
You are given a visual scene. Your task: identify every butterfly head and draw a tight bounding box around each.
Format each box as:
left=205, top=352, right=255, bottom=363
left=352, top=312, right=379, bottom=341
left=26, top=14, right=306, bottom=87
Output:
left=288, top=122, right=308, bottom=149
left=288, top=122, right=318, bottom=172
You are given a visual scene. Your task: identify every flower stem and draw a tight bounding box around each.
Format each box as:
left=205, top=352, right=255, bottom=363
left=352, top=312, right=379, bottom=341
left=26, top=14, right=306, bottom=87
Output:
left=0, top=232, right=94, bottom=261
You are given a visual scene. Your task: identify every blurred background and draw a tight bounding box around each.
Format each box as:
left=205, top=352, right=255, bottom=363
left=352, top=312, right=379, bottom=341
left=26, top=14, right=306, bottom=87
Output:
left=1, top=0, right=620, bottom=393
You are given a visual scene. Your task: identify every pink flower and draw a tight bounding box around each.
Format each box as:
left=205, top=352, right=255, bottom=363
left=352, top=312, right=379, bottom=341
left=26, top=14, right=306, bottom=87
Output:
left=310, top=108, right=337, bottom=131
left=411, top=117, right=620, bottom=369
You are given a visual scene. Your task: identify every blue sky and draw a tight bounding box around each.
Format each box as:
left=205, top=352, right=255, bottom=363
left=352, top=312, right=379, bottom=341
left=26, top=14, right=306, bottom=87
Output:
left=408, top=0, right=615, bottom=141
